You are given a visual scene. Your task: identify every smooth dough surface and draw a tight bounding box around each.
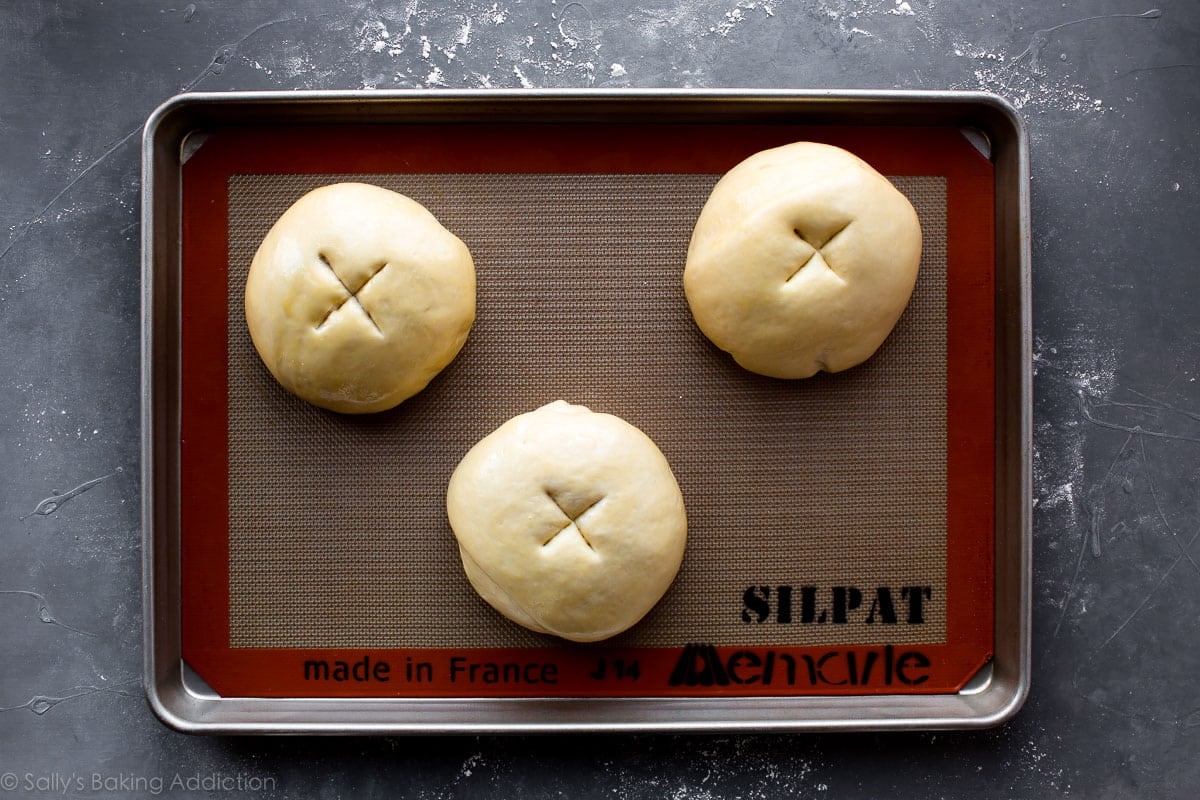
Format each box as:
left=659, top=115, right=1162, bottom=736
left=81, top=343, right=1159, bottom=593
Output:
left=446, top=401, right=687, bottom=643
left=684, top=141, right=922, bottom=378
left=245, top=182, right=475, bottom=413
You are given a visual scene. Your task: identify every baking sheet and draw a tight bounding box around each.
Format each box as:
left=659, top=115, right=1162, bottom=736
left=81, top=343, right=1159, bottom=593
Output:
left=142, top=87, right=1032, bottom=734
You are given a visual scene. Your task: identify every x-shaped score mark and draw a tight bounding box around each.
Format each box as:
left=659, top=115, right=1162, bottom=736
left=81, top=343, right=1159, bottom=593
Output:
left=541, top=490, right=604, bottom=552
left=786, top=220, right=852, bottom=285
left=314, top=252, right=388, bottom=334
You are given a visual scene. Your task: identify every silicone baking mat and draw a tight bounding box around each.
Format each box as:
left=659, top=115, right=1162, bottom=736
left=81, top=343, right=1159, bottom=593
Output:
left=180, top=123, right=995, bottom=698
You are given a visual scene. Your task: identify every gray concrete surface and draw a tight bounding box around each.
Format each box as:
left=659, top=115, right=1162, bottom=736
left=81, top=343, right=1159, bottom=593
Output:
left=2, top=1, right=1198, bottom=797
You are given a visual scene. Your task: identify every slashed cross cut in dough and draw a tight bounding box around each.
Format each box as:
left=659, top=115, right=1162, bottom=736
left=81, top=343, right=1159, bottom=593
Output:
left=541, top=487, right=605, bottom=552
left=785, top=218, right=853, bottom=286
left=313, top=252, right=389, bottom=334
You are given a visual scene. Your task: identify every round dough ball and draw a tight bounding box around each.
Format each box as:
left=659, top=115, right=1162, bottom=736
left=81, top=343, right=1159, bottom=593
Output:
left=684, top=141, right=922, bottom=378
left=446, top=401, right=687, bottom=643
left=245, top=182, right=475, bottom=413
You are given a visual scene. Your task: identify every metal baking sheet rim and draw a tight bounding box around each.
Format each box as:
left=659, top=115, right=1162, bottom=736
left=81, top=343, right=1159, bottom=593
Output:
left=139, top=89, right=1031, bottom=734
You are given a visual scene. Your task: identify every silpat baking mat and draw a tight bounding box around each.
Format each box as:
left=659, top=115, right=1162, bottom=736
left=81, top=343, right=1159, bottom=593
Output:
left=179, top=123, right=995, bottom=698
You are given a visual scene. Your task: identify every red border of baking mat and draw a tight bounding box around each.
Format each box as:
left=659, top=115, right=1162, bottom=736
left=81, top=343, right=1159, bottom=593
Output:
left=180, top=123, right=995, bottom=698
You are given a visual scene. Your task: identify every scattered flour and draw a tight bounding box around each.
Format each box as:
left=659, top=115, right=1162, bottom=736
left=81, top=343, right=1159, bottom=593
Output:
left=487, top=3, right=509, bottom=24
left=967, top=61, right=1111, bottom=114
left=511, top=64, right=534, bottom=88
left=1031, top=333, right=1118, bottom=537
left=353, top=1, right=539, bottom=88
left=343, top=0, right=1123, bottom=109
left=951, top=40, right=1006, bottom=61
left=1036, top=482, right=1076, bottom=511
left=951, top=10, right=1162, bottom=114
left=457, top=752, right=483, bottom=779
left=708, top=1, right=776, bottom=37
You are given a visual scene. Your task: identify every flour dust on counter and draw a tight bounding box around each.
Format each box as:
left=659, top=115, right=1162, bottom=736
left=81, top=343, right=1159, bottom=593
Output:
left=955, top=7, right=1162, bottom=114
left=345, top=0, right=789, bottom=89
left=1031, top=333, right=1119, bottom=637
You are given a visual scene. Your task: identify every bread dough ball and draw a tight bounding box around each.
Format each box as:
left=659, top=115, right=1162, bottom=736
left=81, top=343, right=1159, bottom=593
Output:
left=245, top=182, right=475, bottom=413
left=684, top=142, right=922, bottom=378
left=446, top=401, right=687, bottom=643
